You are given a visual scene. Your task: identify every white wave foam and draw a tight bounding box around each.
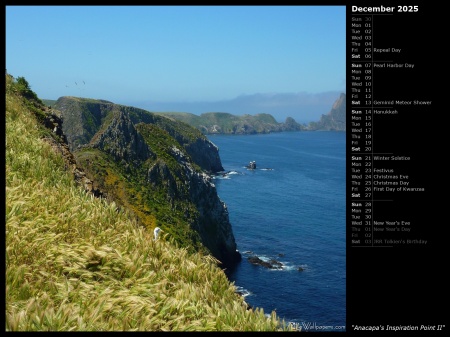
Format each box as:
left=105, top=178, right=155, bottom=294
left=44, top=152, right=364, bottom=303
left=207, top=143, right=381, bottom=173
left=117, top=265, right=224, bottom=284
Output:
left=227, top=170, right=240, bottom=175
left=235, top=286, right=252, bottom=298
left=257, top=255, right=271, bottom=262
left=212, top=170, right=242, bottom=180
left=281, top=263, right=297, bottom=271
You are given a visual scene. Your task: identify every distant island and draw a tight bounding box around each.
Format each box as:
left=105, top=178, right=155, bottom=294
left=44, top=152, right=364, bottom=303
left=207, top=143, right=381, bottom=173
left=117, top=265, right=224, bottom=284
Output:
left=156, top=112, right=305, bottom=134
left=155, top=93, right=346, bottom=134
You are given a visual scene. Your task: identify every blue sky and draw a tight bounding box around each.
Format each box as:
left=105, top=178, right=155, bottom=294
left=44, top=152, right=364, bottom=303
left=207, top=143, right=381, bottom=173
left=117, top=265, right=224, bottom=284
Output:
left=6, top=5, right=345, bottom=121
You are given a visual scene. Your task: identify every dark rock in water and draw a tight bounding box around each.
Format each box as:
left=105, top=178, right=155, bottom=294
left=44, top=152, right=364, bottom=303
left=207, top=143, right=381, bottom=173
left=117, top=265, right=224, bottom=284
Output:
left=248, top=256, right=272, bottom=268
left=246, top=160, right=256, bottom=169
left=298, top=267, right=304, bottom=272
left=247, top=256, right=283, bottom=269
left=278, top=253, right=285, bottom=257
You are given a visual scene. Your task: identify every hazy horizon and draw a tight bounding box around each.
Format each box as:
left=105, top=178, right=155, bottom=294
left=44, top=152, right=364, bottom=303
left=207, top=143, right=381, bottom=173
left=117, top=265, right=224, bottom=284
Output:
left=125, top=91, right=344, bottom=123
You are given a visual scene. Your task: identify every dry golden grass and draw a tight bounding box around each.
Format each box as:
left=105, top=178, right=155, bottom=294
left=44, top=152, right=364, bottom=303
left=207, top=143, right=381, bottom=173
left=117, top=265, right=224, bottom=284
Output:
left=5, top=74, right=294, bottom=331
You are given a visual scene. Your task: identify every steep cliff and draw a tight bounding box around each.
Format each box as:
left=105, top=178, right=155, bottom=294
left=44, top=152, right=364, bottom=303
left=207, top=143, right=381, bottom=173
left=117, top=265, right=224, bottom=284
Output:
left=90, top=109, right=154, bottom=165
left=139, top=125, right=239, bottom=266
left=55, top=97, right=223, bottom=173
left=54, top=97, right=240, bottom=267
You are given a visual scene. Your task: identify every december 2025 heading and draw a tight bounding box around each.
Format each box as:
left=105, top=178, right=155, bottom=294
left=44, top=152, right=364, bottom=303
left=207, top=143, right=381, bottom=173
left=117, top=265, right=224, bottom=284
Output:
left=352, top=5, right=419, bottom=13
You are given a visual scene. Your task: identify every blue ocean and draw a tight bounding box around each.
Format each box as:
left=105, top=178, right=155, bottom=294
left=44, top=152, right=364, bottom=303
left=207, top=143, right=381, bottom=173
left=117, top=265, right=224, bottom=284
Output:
left=209, top=131, right=346, bottom=331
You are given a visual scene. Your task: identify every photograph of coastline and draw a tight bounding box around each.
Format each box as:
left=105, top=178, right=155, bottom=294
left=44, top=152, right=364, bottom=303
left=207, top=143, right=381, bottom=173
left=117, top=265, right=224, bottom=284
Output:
left=6, top=5, right=345, bottom=331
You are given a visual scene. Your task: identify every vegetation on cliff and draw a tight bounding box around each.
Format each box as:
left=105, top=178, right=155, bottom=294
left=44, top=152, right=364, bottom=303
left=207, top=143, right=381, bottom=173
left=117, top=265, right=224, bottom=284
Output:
left=52, top=96, right=239, bottom=266
left=5, top=73, right=293, bottom=331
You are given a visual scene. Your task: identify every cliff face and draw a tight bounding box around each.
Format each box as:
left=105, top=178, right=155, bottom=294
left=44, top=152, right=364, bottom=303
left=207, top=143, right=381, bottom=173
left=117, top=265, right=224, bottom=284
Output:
left=90, top=110, right=154, bottom=165
left=307, top=93, right=346, bottom=131
left=183, top=137, right=223, bottom=173
left=53, top=97, right=116, bottom=150
left=145, top=141, right=240, bottom=266
left=54, top=96, right=240, bottom=267
left=55, top=97, right=224, bottom=173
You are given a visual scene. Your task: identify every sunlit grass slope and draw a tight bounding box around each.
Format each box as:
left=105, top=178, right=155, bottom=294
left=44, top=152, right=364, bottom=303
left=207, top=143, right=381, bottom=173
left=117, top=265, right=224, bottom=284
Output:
left=5, top=74, right=293, bottom=331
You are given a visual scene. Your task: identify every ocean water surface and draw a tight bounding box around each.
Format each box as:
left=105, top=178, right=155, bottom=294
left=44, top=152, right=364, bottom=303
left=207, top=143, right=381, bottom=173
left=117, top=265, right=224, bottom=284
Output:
left=209, top=131, right=346, bottom=331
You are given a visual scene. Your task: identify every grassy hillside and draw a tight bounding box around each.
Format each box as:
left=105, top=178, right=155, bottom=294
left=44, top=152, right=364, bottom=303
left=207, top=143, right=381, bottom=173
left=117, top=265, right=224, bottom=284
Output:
left=5, top=74, right=293, bottom=331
